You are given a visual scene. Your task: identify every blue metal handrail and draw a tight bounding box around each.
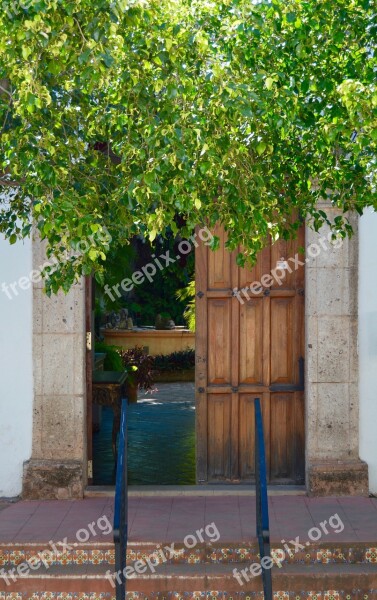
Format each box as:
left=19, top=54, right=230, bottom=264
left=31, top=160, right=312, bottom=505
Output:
left=254, top=397, right=272, bottom=600
left=113, top=398, right=128, bottom=600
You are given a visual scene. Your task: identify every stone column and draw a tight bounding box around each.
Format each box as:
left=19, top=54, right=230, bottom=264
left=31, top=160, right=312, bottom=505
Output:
left=23, top=236, right=87, bottom=499
left=305, top=208, right=368, bottom=495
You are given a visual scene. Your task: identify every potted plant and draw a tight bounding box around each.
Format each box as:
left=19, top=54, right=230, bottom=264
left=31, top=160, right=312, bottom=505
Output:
left=120, top=346, right=155, bottom=403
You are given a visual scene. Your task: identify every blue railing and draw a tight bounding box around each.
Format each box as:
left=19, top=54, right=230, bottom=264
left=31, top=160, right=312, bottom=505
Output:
left=113, top=398, right=128, bottom=600
left=254, top=397, right=272, bottom=600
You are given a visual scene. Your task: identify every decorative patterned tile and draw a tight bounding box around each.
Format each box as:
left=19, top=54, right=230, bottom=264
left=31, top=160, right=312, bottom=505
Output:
left=271, top=548, right=285, bottom=565
left=0, top=595, right=114, bottom=599
left=365, top=548, right=377, bottom=563
left=323, top=593, right=340, bottom=600
left=206, top=548, right=235, bottom=564
left=234, top=548, right=254, bottom=562
left=104, top=549, right=115, bottom=565
left=73, top=549, right=89, bottom=565
left=316, top=550, right=333, bottom=564
left=8, top=551, right=24, bottom=566
left=91, top=549, right=105, bottom=565
left=2, top=594, right=377, bottom=600
left=0, top=551, right=9, bottom=566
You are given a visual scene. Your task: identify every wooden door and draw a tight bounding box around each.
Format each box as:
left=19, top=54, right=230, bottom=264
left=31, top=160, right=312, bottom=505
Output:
left=195, top=225, right=305, bottom=484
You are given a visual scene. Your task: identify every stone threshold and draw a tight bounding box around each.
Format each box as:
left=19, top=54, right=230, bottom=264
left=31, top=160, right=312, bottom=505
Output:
left=85, top=484, right=307, bottom=497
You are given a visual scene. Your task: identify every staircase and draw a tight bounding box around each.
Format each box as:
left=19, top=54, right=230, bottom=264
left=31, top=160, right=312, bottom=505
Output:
left=2, top=538, right=377, bottom=598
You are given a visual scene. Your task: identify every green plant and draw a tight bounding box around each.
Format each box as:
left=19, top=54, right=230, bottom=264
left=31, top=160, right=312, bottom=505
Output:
left=120, top=346, right=155, bottom=391
left=95, top=242, right=136, bottom=312
left=153, top=349, right=195, bottom=372
left=176, top=280, right=195, bottom=332
left=129, top=234, right=194, bottom=326
left=95, top=341, right=124, bottom=371
left=1, top=0, right=376, bottom=294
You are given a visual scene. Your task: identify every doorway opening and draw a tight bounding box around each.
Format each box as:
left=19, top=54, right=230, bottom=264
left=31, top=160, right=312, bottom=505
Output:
left=88, top=231, right=196, bottom=486
left=86, top=223, right=306, bottom=487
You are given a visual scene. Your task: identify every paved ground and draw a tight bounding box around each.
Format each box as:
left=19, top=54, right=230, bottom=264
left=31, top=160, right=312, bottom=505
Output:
left=0, top=500, right=11, bottom=514
left=1, top=495, right=377, bottom=544
left=93, top=382, right=196, bottom=486
left=138, top=382, right=195, bottom=403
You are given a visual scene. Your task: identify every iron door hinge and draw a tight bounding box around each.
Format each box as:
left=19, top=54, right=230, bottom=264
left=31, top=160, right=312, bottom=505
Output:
left=87, top=460, right=93, bottom=479
left=86, top=332, right=92, bottom=351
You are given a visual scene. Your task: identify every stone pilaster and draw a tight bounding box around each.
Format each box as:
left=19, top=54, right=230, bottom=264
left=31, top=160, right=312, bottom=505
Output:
left=23, top=236, right=87, bottom=499
left=305, top=209, right=368, bottom=495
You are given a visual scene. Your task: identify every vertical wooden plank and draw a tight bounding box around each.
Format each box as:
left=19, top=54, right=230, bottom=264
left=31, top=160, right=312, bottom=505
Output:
left=262, top=390, right=271, bottom=481
left=207, top=299, right=231, bottom=384
left=195, top=226, right=208, bottom=483
left=239, top=394, right=256, bottom=479
left=270, top=393, right=288, bottom=480
left=270, top=297, right=294, bottom=384
left=85, top=276, right=93, bottom=485
left=239, top=299, right=264, bottom=384
left=239, top=245, right=271, bottom=290
left=208, top=224, right=232, bottom=289
left=208, top=394, right=231, bottom=479
left=262, top=284, right=271, bottom=480
left=231, top=250, right=240, bottom=479
left=292, top=225, right=305, bottom=481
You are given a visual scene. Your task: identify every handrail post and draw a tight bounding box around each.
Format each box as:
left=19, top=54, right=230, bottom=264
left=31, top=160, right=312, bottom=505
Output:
left=113, top=398, right=128, bottom=600
left=254, top=397, right=273, bottom=600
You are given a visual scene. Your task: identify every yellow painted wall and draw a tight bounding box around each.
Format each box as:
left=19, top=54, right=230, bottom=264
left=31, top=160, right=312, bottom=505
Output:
left=102, top=329, right=195, bottom=356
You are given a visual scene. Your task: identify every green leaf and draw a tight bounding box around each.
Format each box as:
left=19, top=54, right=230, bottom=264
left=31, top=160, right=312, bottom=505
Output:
left=256, top=142, right=267, bottom=155
left=88, top=248, right=98, bottom=261
left=149, top=229, right=157, bottom=242
left=265, top=77, right=274, bottom=90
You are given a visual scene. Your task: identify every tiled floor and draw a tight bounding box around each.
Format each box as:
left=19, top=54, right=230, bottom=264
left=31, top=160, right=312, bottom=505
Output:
left=0, top=495, right=377, bottom=545
left=0, top=501, right=10, bottom=514
left=93, top=382, right=196, bottom=486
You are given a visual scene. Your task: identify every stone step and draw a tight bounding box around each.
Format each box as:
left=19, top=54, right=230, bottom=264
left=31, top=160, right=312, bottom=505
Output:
left=1, top=541, right=377, bottom=568
left=3, top=562, right=377, bottom=597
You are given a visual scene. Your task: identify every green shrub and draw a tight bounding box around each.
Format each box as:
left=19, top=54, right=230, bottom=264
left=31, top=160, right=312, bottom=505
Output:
left=153, top=349, right=195, bottom=372
left=95, top=341, right=124, bottom=371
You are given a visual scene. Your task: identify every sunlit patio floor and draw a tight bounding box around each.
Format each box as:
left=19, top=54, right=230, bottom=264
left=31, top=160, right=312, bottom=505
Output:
left=1, top=494, right=377, bottom=544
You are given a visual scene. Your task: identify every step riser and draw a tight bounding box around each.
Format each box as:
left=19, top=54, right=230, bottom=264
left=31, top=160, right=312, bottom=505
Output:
left=0, top=596, right=377, bottom=600
left=2, top=578, right=377, bottom=597
left=2, top=544, right=377, bottom=568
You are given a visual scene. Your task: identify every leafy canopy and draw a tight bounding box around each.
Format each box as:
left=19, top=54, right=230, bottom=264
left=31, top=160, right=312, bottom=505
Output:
left=0, top=0, right=376, bottom=292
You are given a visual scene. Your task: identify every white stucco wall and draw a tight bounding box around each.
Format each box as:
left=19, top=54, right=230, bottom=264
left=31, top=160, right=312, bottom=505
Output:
left=0, top=235, right=33, bottom=497
left=359, top=208, right=377, bottom=494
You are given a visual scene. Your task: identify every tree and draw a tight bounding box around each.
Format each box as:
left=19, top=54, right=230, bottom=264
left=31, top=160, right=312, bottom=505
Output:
left=0, top=0, right=376, bottom=293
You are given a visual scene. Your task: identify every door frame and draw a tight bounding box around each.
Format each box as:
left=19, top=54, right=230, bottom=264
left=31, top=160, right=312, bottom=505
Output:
left=85, top=276, right=94, bottom=485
